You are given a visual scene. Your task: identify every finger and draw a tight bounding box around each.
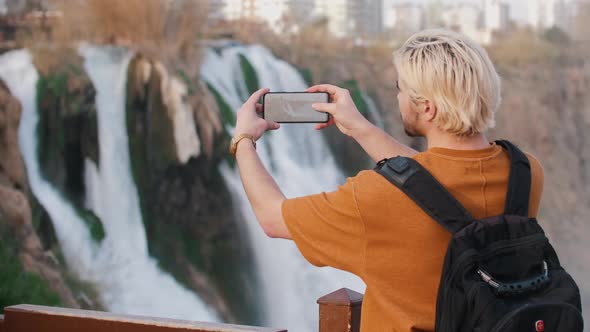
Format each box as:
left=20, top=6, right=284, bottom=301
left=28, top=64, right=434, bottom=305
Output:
left=312, top=102, right=337, bottom=114
left=247, top=88, right=270, bottom=105
left=307, top=84, right=341, bottom=94
left=255, top=103, right=263, bottom=113
left=315, top=118, right=335, bottom=130
left=267, top=121, right=280, bottom=130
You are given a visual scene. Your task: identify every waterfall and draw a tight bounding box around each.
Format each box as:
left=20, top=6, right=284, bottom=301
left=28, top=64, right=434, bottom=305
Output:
left=362, top=91, right=385, bottom=129
left=0, top=48, right=217, bottom=321
left=201, top=45, right=367, bottom=332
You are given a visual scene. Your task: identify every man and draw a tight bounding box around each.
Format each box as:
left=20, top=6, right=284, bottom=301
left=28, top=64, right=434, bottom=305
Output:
left=230, top=29, right=544, bottom=331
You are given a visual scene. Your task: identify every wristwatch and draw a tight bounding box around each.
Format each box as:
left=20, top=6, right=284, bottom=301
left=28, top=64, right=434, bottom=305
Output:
left=229, top=134, right=256, bottom=156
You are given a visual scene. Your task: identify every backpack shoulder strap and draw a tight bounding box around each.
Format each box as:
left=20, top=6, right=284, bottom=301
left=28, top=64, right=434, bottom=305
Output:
left=374, top=157, right=474, bottom=234
left=494, top=140, right=532, bottom=217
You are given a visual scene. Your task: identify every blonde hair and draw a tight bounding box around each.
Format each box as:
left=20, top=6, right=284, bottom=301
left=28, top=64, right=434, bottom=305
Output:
left=393, top=29, right=501, bottom=137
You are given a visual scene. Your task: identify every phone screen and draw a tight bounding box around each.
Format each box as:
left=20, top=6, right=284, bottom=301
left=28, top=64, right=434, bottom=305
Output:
left=262, top=92, right=329, bottom=123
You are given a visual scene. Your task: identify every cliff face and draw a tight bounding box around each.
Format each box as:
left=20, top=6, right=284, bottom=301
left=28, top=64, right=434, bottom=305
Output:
left=491, top=59, right=590, bottom=313
left=0, top=80, right=79, bottom=309
left=125, top=55, right=261, bottom=323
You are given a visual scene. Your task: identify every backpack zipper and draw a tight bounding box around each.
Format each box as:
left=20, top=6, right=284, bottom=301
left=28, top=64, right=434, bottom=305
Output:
left=478, top=234, right=547, bottom=261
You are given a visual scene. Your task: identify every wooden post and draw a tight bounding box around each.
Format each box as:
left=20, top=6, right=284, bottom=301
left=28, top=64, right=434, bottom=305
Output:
left=317, top=288, right=363, bottom=332
left=2, top=305, right=287, bottom=332
left=1, top=314, right=5, bottom=332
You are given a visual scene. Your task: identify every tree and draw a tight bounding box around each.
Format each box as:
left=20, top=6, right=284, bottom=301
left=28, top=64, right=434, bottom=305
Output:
left=543, top=26, right=571, bottom=45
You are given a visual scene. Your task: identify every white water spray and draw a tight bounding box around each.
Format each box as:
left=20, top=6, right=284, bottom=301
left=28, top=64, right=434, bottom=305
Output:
left=201, top=45, right=367, bottom=332
left=0, top=48, right=217, bottom=321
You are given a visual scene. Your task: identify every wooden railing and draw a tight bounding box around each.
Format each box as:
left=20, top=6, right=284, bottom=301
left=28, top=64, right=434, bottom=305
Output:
left=0, top=288, right=363, bottom=332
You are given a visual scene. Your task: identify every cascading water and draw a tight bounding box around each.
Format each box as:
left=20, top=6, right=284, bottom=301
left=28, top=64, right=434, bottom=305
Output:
left=0, top=48, right=217, bottom=321
left=201, top=45, right=367, bottom=331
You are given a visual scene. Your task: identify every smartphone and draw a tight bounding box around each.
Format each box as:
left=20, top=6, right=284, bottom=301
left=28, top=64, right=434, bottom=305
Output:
left=262, top=92, right=330, bottom=123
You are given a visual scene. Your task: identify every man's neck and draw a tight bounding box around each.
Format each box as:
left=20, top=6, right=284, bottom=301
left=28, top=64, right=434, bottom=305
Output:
left=425, top=131, right=490, bottom=151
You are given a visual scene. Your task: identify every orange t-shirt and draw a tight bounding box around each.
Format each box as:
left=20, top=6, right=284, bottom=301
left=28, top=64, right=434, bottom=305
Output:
left=282, top=143, right=544, bottom=332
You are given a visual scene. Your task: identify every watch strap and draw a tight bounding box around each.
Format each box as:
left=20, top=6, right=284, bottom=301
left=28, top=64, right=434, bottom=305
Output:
left=230, top=134, right=256, bottom=156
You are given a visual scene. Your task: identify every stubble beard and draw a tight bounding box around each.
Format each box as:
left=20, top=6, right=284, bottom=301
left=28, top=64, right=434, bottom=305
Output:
left=402, top=111, right=422, bottom=138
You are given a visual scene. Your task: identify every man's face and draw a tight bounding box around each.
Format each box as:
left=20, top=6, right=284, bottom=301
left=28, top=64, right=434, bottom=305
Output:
left=396, top=80, right=422, bottom=137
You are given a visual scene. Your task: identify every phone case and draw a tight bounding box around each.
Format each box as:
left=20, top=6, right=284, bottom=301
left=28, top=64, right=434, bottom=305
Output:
left=262, top=92, right=330, bottom=123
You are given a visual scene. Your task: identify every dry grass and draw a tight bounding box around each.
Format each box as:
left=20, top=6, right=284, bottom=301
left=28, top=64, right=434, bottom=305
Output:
left=21, top=0, right=208, bottom=70
left=487, top=28, right=560, bottom=67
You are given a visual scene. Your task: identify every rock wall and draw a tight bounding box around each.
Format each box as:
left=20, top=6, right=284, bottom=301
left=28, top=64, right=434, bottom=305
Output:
left=491, top=58, right=590, bottom=315
left=0, top=80, right=79, bottom=309
left=125, top=54, right=261, bottom=324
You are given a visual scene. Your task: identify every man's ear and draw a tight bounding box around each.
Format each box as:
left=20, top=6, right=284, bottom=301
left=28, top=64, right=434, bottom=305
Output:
left=423, top=100, right=438, bottom=122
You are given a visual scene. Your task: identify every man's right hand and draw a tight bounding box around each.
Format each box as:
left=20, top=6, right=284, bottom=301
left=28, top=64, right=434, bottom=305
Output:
left=307, top=84, right=373, bottom=139
left=308, top=84, right=418, bottom=161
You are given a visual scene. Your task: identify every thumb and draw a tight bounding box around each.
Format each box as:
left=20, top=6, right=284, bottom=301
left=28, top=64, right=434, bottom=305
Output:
left=247, top=88, right=270, bottom=105
left=312, top=102, right=337, bottom=114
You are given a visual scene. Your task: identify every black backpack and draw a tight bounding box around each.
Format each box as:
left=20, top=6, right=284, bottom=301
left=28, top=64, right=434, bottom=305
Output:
left=374, top=140, right=583, bottom=332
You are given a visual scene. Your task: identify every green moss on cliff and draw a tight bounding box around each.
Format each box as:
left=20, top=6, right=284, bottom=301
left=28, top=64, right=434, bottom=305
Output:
left=33, top=68, right=106, bottom=246
left=206, top=82, right=235, bottom=128
left=35, top=64, right=99, bottom=211
left=77, top=208, right=105, bottom=243
left=0, top=220, right=62, bottom=312
left=340, top=79, right=368, bottom=116
left=36, top=74, right=67, bottom=181
left=238, top=54, right=259, bottom=95
left=46, top=73, right=68, bottom=98
left=297, top=67, right=313, bottom=86
left=206, top=80, right=236, bottom=167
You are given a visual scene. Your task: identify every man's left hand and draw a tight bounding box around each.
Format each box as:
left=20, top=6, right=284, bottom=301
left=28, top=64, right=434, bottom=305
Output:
left=234, top=88, right=280, bottom=140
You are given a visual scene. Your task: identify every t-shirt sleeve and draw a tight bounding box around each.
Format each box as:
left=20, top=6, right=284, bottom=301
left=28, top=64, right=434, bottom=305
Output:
left=281, top=176, right=365, bottom=277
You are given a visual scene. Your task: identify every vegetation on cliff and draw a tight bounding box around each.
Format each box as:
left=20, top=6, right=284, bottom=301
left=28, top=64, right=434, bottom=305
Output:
left=0, top=217, right=61, bottom=312
left=124, top=53, right=261, bottom=324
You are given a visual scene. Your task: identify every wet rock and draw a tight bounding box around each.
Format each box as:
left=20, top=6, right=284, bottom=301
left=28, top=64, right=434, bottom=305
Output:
left=0, top=83, right=79, bottom=308
left=0, top=81, right=27, bottom=191
left=126, top=54, right=261, bottom=324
